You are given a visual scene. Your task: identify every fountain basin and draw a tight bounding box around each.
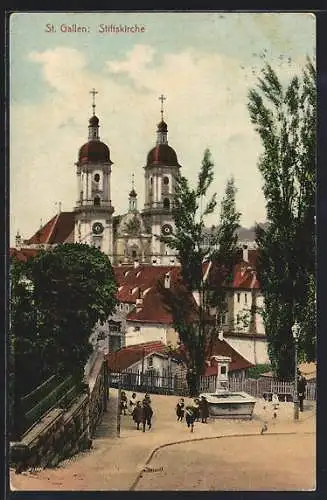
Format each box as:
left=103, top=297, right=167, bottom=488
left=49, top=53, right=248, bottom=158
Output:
left=199, top=391, right=257, bottom=419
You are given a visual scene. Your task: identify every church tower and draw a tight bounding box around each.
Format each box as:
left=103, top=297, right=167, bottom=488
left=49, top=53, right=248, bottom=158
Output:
left=74, top=89, right=114, bottom=258
left=142, top=95, right=181, bottom=265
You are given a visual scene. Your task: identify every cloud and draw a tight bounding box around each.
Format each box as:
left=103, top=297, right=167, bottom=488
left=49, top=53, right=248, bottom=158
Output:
left=10, top=44, right=312, bottom=244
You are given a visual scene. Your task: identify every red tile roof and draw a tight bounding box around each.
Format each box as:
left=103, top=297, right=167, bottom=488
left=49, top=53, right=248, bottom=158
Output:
left=232, top=263, right=260, bottom=289
left=10, top=247, right=40, bottom=262
left=175, top=339, right=253, bottom=374
left=208, top=251, right=260, bottom=291
left=207, top=339, right=254, bottom=373
left=106, top=341, right=167, bottom=371
left=24, top=212, right=75, bottom=245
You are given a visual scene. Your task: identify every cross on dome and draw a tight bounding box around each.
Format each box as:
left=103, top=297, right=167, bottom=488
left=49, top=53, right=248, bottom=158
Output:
left=90, top=88, right=98, bottom=116
left=158, top=94, right=166, bottom=121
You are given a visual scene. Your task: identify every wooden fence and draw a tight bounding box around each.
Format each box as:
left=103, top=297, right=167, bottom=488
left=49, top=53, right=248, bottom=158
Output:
left=109, top=370, right=316, bottom=401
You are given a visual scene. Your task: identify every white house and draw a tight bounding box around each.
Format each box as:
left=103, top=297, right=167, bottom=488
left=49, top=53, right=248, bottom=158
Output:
left=106, top=341, right=180, bottom=387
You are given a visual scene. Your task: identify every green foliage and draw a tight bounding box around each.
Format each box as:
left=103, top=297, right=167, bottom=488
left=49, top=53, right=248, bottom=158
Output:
left=210, top=177, right=241, bottom=315
left=246, top=364, right=271, bottom=379
left=26, top=243, right=118, bottom=378
left=10, top=244, right=117, bottom=436
left=159, top=150, right=241, bottom=391
left=248, top=59, right=316, bottom=379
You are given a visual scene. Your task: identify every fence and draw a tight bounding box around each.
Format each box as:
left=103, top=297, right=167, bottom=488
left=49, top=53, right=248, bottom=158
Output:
left=224, top=376, right=316, bottom=401
left=109, top=370, right=316, bottom=401
left=109, top=370, right=189, bottom=396
left=19, top=374, right=79, bottom=437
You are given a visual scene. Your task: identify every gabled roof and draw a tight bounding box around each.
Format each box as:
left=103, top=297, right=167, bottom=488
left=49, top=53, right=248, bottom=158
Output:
left=176, top=339, right=254, bottom=374
left=208, top=250, right=260, bottom=291
left=106, top=341, right=168, bottom=371
left=24, top=212, right=75, bottom=245
left=207, top=339, right=254, bottom=372
left=10, top=247, right=40, bottom=262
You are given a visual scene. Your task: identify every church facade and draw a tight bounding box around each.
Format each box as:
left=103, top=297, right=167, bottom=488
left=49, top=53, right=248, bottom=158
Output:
left=18, top=95, right=181, bottom=266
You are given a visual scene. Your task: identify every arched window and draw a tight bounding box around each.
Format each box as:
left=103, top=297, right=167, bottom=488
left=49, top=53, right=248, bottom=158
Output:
left=94, top=173, right=100, bottom=182
left=163, top=176, right=169, bottom=185
left=132, top=249, right=137, bottom=258
left=163, top=198, right=170, bottom=210
left=94, top=196, right=100, bottom=206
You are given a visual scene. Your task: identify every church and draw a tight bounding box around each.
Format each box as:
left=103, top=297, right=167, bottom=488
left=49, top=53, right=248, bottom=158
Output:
left=17, top=91, right=181, bottom=266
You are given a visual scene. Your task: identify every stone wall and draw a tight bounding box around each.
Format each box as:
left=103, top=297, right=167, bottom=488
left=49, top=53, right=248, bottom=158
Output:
left=10, top=352, right=108, bottom=473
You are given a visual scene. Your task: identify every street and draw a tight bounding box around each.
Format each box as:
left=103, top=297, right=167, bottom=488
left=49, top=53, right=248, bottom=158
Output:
left=10, top=390, right=316, bottom=491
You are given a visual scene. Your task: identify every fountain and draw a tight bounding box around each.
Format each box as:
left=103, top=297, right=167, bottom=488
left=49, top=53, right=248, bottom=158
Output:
left=199, top=355, right=256, bottom=419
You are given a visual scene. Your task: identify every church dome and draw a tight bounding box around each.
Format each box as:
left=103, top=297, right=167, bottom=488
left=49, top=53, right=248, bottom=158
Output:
left=146, top=144, right=179, bottom=167
left=129, top=188, right=137, bottom=198
left=78, top=141, right=112, bottom=164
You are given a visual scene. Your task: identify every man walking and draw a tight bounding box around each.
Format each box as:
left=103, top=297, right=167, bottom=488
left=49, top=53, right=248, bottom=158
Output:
left=185, top=403, right=196, bottom=432
left=199, top=396, right=209, bottom=423
left=142, top=399, right=153, bottom=432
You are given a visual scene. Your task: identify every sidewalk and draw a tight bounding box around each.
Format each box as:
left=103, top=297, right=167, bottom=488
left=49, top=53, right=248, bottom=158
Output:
left=10, top=390, right=316, bottom=491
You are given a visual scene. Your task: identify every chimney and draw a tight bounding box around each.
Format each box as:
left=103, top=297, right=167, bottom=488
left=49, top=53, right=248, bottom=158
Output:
left=242, top=244, right=249, bottom=263
left=134, top=259, right=139, bottom=268
left=218, top=329, right=224, bottom=341
left=136, top=298, right=143, bottom=312
left=15, top=231, right=22, bottom=250
left=164, top=271, right=171, bottom=289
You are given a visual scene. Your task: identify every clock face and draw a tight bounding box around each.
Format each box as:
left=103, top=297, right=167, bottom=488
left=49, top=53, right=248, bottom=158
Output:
left=92, top=222, right=104, bottom=235
left=161, top=223, right=173, bottom=236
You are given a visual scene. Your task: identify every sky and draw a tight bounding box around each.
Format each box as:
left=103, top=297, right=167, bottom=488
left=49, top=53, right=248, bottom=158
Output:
left=9, top=11, right=316, bottom=245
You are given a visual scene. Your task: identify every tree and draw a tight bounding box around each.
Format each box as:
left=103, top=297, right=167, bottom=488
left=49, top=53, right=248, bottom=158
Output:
left=10, top=244, right=118, bottom=395
left=159, top=149, right=241, bottom=394
left=247, top=59, right=316, bottom=379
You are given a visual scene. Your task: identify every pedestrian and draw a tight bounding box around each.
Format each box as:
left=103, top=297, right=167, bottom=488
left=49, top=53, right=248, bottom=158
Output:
left=132, top=401, right=143, bottom=430
left=193, top=398, right=200, bottom=422
left=176, top=398, right=185, bottom=422
left=120, top=391, right=128, bottom=415
left=144, top=392, right=152, bottom=405
left=199, top=396, right=209, bottom=423
left=298, top=372, right=307, bottom=412
left=129, top=392, right=137, bottom=414
left=272, top=393, right=279, bottom=410
left=185, top=404, right=196, bottom=432
left=142, top=399, right=153, bottom=432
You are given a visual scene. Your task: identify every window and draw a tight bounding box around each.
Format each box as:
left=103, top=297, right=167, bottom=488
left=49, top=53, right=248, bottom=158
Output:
left=109, top=335, right=121, bottom=352
left=132, top=250, right=137, bottom=258
left=244, top=293, right=248, bottom=304
left=150, top=177, right=153, bottom=184
left=220, top=366, right=227, bottom=375
left=94, top=196, right=100, bottom=206
left=147, top=356, right=153, bottom=368
left=94, top=173, right=100, bottom=182
left=237, top=292, right=240, bottom=303
left=163, top=176, right=169, bottom=185
left=163, top=198, right=170, bottom=209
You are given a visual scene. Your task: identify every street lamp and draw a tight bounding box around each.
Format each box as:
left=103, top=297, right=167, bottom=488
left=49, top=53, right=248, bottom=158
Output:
left=291, top=320, right=300, bottom=421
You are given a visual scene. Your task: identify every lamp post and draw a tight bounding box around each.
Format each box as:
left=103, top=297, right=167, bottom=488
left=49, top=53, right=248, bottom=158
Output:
left=291, top=320, right=300, bottom=421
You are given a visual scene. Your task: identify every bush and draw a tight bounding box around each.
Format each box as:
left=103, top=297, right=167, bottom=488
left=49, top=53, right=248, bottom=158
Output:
left=246, top=364, right=271, bottom=379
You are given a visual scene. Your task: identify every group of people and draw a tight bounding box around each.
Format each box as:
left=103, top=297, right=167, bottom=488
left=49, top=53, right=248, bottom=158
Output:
left=119, top=391, right=153, bottom=432
left=176, top=396, right=209, bottom=432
